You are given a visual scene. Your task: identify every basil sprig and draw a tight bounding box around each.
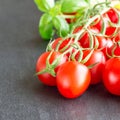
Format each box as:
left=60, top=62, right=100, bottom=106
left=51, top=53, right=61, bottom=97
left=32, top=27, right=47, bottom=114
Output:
left=34, top=0, right=103, bottom=40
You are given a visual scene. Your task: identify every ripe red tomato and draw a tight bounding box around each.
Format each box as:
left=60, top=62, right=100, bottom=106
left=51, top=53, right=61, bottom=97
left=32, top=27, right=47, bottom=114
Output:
left=79, top=32, right=90, bottom=48
left=103, top=58, right=120, bottom=96
left=114, top=31, right=120, bottom=42
left=104, top=10, right=117, bottom=36
left=51, top=37, right=62, bottom=50
left=73, top=26, right=82, bottom=34
left=84, top=50, right=106, bottom=85
left=92, top=18, right=103, bottom=32
left=73, top=26, right=99, bottom=48
left=92, top=13, right=117, bottom=36
left=56, top=61, right=91, bottom=98
left=51, top=37, right=77, bottom=59
left=36, top=51, right=67, bottom=86
left=51, top=37, right=73, bottom=52
left=96, top=36, right=113, bottom=58
left=73, top=26, right=113, bottom=51
left=91, top=14, right=109, bottom=33
left=106, top=8, right=118, bottom=24
left=105, top=26, right=116, bottom=36
left=107, top=42, right=120, bottom=57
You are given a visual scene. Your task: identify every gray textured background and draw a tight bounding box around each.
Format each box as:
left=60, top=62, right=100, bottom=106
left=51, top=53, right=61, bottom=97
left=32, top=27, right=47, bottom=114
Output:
left=0, top=0, right=120, bottom=120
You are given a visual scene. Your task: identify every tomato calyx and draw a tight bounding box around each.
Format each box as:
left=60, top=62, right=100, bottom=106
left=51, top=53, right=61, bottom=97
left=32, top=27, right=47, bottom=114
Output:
left=36, top=63, right=56, bottom=77
left=36, top=51, right=56, bottom=77
left=36, top=51, right=66, bottom=77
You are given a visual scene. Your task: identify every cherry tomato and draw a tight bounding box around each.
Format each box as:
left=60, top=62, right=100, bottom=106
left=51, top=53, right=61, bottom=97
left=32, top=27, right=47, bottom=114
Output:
left=51, top=37, right=77, bottom=59
left=97, top=36, right=112, bottom=50
left=73, top=26, right=112, bottom=51
left=107, top=42, right=120, bottom=57
left=95, top=36, right=107, bottom=51
left=93, top=13, right=117, bottom=36
left=106, top=8, right=118, bottom=24
left=114, top=31, right=120, bottom=42
left=84, top=50, right=106, bottom=85
left=52, top=37, right=73, bottom=52
left=96, top=36, right=113, bottom=58
left=103, top=58, right=120, bottom=96
left=51, top=37, right=62, bottom=50
left=112, top=43, right=120, bottom=56
left=73, top=26, right=99, bottom=48
left=36, top=51, right=67, bottom=86
left=105, top=26, right=116, bottom=36
left=56, top=61, right=91, bottom=98
left=73, top=26, right=82, bottom=34
left=104, top=10, right=118, bottom=36
left=91, top=14, right=109, bottom=33
left=92, top=18, right=103, bottom=32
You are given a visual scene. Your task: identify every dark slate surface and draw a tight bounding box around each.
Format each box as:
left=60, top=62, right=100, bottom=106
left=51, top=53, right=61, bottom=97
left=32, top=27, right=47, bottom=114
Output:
left=0, top=0, right=120, bottom=120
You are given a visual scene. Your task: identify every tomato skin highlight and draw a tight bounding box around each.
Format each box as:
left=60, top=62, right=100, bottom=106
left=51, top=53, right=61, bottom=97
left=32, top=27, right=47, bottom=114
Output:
left=36, top=51, right=67, bottom=86
left=56, top=61, right=91, bottom=98
left=84, top=50, right=106, bottom=85
left=103, top=58, right=120, bottom=96
left=96, top=36, right=113, bottom=59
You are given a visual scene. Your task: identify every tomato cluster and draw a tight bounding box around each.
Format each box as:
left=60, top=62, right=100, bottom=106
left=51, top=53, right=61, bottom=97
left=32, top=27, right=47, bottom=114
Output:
left=36, top=7, right=120, bottom=98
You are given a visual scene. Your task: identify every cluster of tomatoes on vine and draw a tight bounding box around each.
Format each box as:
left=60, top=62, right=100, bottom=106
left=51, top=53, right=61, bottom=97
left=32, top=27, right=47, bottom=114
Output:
left=36, top=7, right=120, bottom=99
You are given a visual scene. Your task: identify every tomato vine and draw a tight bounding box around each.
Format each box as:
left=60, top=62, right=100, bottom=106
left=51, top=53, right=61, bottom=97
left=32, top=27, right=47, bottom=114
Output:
left=35, top=0, right=120, bottom=98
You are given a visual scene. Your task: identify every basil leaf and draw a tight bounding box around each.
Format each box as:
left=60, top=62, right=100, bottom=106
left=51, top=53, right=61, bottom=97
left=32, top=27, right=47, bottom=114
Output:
left=39, top=13, right=54, bottom=40
left=34, top=0, right=55, bottom=12
left=61, top=0, right=88, bottom=13
left=53, top=16, right=69, bottom=37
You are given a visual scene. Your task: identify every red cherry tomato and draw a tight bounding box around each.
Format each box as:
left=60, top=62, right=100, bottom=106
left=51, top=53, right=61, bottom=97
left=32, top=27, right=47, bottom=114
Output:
left=103, top=58, right=120, bottom=96
left=114, top=31, right=120, bottom=42
left=104, top=11, right=117, bottom=36
left=105, top=26, right=116, bottom=36
left=56, top=61, right=91, bottom=98
left=92, top=18, right=103, bottom=32
left=73, top=26, right=83, bottom=34
left=52, top=37, right=73, bottom=52
left=36, top=51, right=67, bottom=86
left=96, top=36, right=113, bottom=58
left=106, top=8, right=118, bottom=24
left=107, top=42, right=120, bottom=57
left=73, top=26, right=99, bottom=48
left=92, top=13, right=117, bottom=36
left=84, top=50, right=106, bottom=85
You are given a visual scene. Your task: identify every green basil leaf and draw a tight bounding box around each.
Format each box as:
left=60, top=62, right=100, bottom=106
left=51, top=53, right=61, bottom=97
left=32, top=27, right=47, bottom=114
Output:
left=61, top=0, right=88, bottom=13
left=39, top=13, right=54, bottom=40
left=34, top=0, right=55, bottom=12
left=53, top=16, right=69, bottom=37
